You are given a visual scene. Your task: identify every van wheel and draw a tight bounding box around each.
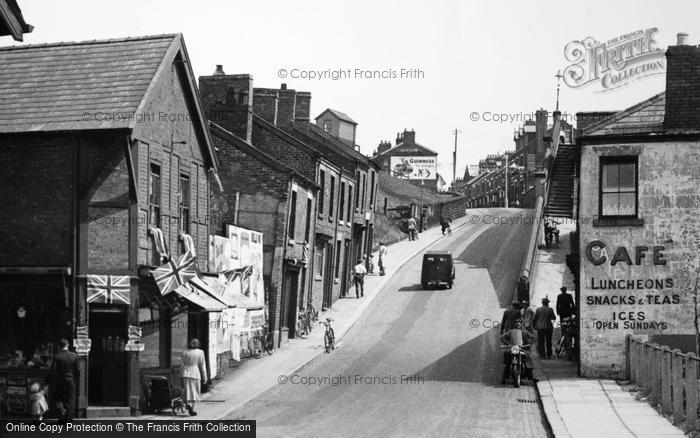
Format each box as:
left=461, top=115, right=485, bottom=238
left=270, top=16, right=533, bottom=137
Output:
left=422, top=283, right=428, bottom=289
left=447, top=282, right=453, bottom=289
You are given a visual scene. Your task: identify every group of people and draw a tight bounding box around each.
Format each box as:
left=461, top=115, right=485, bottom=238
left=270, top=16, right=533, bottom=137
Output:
left=350, top=242, right=388, bottom=299
left=498, top=286, right=576, bottom=384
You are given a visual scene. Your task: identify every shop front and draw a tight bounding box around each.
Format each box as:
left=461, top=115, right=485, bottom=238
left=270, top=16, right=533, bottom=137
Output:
left=0, top=268, right=72, bottom=417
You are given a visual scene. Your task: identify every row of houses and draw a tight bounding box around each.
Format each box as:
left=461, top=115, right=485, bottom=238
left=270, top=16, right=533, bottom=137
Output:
left=0, top=30, right=435, bottom=417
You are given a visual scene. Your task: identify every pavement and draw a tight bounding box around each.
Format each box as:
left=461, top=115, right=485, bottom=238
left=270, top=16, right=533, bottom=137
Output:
left=111, top=212, right=480, bottom=421
left=528, top=220, right=686, bottom=438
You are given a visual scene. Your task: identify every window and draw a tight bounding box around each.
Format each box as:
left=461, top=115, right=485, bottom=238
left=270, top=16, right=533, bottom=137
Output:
left=315, top=243, right=324, bottom=276
left=179, top=174, right=190, bottom=234
left=339, top=182, right=346, bottom=222
left=384, top=197, right=388, bottom=215
left=323, top=119, right=332, bottom=133
left=288, top=189, right=297, bottom=241
left=334, top=245, right=342, bottom=278
left=600, top=157, right=637, bottom=217
left=361, top=174, right=366, bottom=210
left=329, top=176, right=335, bottom=220
left=355, top=171, right=360, bottom=209
left=346, top=185, right=352, bottom=222
left=319, top=170, right=325, bottom=217
left=149, top=164, right=161, bottom=227
left=304, top=198, right=312, bottom=242
left=369, top=171, right=375, bottom=206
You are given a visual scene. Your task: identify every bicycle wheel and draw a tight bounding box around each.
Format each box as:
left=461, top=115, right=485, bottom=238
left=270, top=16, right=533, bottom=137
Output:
left=264, top=332, right=274, bottom=355
left=324, top=332, right=332, bottom=353
left=512, top=363, right=521, bottom=388
left=295, top=319, right=307, bottom=339
left=249, top=336, right=264, bottom=359
left=329, top=327, right=335, bottom=350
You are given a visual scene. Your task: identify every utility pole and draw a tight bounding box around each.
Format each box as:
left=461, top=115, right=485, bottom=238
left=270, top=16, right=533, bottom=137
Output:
left=452, top=129, right=460, bottom=191
left=504, top=153, right=508, bottom=208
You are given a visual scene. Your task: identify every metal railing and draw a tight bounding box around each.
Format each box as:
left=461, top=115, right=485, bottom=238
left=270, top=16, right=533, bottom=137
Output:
left=626, top=335, right=699, bottom=430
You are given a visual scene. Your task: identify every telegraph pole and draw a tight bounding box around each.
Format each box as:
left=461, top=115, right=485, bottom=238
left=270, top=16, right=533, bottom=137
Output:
left=504, top=152, right=508, bottom=208
left=452, top=129, right=460, bottom=191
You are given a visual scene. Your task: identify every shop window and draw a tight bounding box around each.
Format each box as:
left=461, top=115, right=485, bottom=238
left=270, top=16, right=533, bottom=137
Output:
left=149, top=164, right=161, bottom=227
left=599, top=157, right=637, bottom=218
left=179, top=174, right=190, bottom=234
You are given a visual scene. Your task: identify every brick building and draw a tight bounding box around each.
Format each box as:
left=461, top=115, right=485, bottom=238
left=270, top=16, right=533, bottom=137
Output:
left=574, top=33, right=700, bottom=377
left=372, top=129, right=440, bottom=192
left=0, top=34, right=218, bottom=416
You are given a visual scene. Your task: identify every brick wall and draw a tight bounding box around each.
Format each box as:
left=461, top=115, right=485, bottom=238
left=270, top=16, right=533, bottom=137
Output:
left=0, top=134, right=74, bottom=266
left=199, top=73, right=253, bottom=143
left=253, top=88, right=279, bottom=125
left=251, top=119, right=317, bottom=183
left=663, top=44, right=700, bottom=131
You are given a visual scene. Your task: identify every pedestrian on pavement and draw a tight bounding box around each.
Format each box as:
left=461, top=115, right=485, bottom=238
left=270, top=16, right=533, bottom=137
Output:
left=556, top=286, right=575, bottom=320
left=533, top=297, right=556, bottom=358
left=407, top=216, right=417, bottom=241
left=367, top=254, right=375, bottom=274
left=516, top=275, right=530, bottom=303
left=352, top=259, right=367, bottom=298
left=49, top=338, right=79, bottom=424
left=499, top=300, right=522, bottom=335
left=182, top=338, right=208, bottom=416
left=521, top=300, right=535, bottom=334
left=378, top=242, right=387, bottom=276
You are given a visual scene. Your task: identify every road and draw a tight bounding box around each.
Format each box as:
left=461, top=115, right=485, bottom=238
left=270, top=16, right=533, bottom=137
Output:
left=226, top=208, right=550, bottom=438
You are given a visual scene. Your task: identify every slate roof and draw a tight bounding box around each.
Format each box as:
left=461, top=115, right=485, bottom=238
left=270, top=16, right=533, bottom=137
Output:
left=0, top=34, right=178, bottom=133
left=315, top=108, right=357, bottom=124
left=377, top=172, right=437, bottom=203
left=582, top=92, right=666, bottom=137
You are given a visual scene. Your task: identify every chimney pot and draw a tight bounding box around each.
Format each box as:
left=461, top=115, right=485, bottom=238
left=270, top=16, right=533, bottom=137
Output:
left=677, top=32, right=689, bottom=46
left=214, top=65, right=225, bottom=75
left=281, top=83, right=287, bottom=90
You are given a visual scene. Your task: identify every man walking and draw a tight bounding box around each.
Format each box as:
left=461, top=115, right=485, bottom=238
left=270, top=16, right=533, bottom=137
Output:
left=50, top=338, right=79, bottom=423
left=352, top=259, right=367, bottom=298
left=533, top=297, right=556, bottom=358
left=407, top=216, right=417, bottom=241
left=378, top=242, right=387, bottom=276
left=556, top=286, right=575, bottom=320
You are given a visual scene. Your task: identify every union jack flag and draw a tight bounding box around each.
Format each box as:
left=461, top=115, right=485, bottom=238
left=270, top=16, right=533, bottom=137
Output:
left=151, top=253, right=197, bottom=296
left=221, top=265, right=253, bottom=286
left=87, top=275, right=131, bottom=305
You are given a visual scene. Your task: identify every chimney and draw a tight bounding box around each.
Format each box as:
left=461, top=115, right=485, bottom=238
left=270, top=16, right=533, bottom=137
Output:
left=277, top=86, right=296, bottom=126
left=535, top=109, right=548, bottom=168
left=663, top=32, right=700, bottom=132
left=402, top=129, right=416, bottom=145
left=294, top=91, right=311, bottom=122
left=199, top=69, right=253, bottom=143
left=213, top=65, right=225, bottom=75
left=253, top=88, right=279, bottom=125
left=377, top=140, right=391, bottom=154
left=395, top=132, right=403, bottom=144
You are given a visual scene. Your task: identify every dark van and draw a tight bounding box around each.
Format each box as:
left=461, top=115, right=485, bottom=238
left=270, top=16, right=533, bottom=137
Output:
left=421, top=250, right=455, bottom=289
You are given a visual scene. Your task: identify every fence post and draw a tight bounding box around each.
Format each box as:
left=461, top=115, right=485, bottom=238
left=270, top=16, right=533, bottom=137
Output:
left=672, top=349, right=684, bottom=424
left=651, top=344, right=662, bottom=406
left=662, top=346, right=672, bottom=414
left=686, top=354, right=699, bottom=432
left=644, top=343, right=653, bottom=396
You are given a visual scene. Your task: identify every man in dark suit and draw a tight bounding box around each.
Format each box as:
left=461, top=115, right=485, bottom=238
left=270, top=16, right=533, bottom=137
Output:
left=500, top=301, right=522, bottom=335
left=50, top=338, right=79, bottom=423
left=556, top=287, right=575, bottom=320
left=533, top=297, right=556, bottom=358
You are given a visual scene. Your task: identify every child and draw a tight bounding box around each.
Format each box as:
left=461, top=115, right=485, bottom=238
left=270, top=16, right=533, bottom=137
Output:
left=368, top=254, right=375, bottom=274
left=29, top=382, right=48, bottom=420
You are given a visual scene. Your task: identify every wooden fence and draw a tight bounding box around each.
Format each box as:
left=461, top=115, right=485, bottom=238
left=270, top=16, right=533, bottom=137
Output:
left=626, top=334, right=699, bottom=431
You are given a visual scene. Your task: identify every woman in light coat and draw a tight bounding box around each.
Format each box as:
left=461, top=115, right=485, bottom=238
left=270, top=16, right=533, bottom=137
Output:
left=181, top=338, right=207, bottom=416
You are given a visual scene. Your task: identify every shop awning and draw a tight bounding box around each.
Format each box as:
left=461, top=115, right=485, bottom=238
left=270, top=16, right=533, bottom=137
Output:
left=227, top=294, right=263, bottom=310
left=189, top=276, right=235, bottom=307
left=172, top=284, right=226, bottom=311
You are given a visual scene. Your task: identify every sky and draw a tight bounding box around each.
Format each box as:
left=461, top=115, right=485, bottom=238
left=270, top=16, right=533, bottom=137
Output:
left=12, top=0, right=700, bottom=183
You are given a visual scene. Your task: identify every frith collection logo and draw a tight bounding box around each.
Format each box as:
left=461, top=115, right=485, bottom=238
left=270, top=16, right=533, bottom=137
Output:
left=562, top=28, right=666, bottom=92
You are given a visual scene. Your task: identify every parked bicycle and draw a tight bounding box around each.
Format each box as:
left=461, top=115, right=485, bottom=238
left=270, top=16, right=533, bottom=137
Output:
left=295, top=311, right=310, bottom=338
left=248, top=323, right=273, bottom=359
left=306, top=302, right=318, bottom=325
left=554, top=317, right=576, bottom=361
left=322, top=318, right=335, bottom=353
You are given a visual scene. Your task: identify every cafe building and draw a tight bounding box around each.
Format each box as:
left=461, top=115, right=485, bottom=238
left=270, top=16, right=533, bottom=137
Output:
left=575, top=33, right=700, bottom=378
left=0, top=34, right=219, bottom=416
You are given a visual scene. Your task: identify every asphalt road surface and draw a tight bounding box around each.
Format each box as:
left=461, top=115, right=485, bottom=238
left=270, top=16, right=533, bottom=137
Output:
left=227, top=208, right=550, bottom=438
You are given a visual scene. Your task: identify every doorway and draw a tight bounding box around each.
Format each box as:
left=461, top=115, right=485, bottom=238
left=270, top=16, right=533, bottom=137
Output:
left=283, top=268, right=300, bottom=338
left=88, top=307, right=128, bottom=406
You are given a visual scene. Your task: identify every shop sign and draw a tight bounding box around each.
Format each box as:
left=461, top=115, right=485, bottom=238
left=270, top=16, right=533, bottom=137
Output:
left=73, top=338, right=92, bottom=356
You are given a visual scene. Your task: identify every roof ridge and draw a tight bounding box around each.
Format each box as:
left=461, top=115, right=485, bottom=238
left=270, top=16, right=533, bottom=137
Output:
left=582, top=91, right=666, bottom=135
left=0, top=33, right=180, bottom=51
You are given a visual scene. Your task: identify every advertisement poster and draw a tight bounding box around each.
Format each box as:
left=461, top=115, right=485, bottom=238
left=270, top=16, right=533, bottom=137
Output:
left=227, top=225, right=265, bottom=307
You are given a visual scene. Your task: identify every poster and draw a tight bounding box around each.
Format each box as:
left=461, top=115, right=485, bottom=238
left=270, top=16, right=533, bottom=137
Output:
left=226, top=225, right=265, bottom=307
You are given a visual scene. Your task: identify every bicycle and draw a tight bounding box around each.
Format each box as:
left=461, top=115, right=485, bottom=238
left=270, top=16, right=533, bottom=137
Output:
left=322, top=318, right=335, bottom=353
left=248, top=323, right=273, bottom=359
left=295, top=311, right=310, bottom=338
left=554, top=318, right=576, bottom=360
left=306, top=302, right=318, bottom=325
